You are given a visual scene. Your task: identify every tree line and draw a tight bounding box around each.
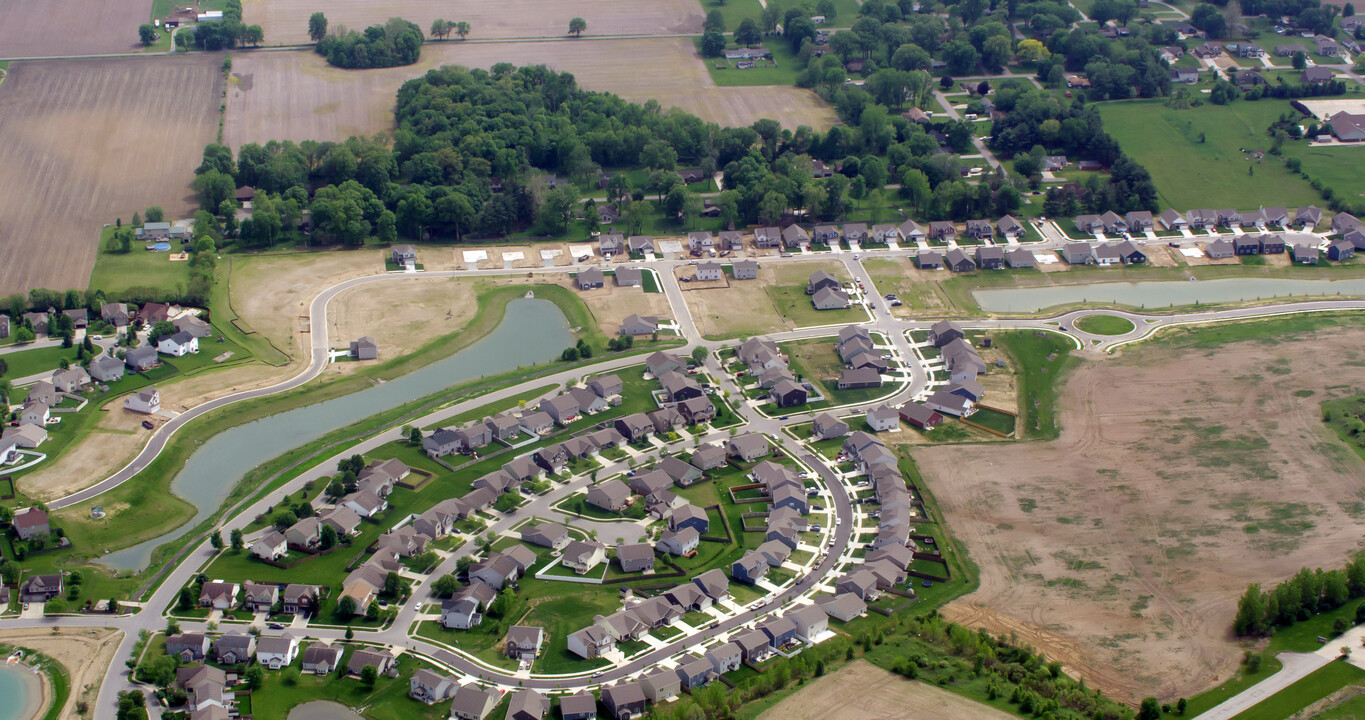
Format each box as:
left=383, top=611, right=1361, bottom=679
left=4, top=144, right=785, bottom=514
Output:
left=1234, top=555, right=1365, bottom=637
left=172, top=0, right=264, bottom=51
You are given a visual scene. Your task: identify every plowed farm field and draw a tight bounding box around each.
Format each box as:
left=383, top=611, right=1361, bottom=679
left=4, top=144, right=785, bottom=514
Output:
left=242, top=0, right=703, bottom=44
left=0, top=56, right=223, bottom=293
left=0, top=0, right=151, bottom=58
left=917, top=324, right=1365, bottom=703
left=223, top=39, right=835, bottom=148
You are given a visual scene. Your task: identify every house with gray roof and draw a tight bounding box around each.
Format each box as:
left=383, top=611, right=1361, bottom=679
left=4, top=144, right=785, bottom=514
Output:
left=505, top=625, right=545, bottom=660
left=602, top=682, right=647, bottom=720
left=619, top=314, right=659, bottom=336
left=691, top=443, right=727, bottom=470
left=522, top=522, right=569, bottom=550
left=587, top=479, right=631, bottom=512
left=614, top=266, right=643, bottom=287
left=559, top=691, right=598, bottom=720
left=507, top=690, right=550, bottom=720
left=727, top=433, right=769, bottom=461
left=450, top=685, right=500, bottom=720
left=820, top=592, right=868, bottom=622
left=615, top=542, right=656, bottom=573
left=658, top=527, right=700, bottom=555
left=733, top=260, right=759, bottom=279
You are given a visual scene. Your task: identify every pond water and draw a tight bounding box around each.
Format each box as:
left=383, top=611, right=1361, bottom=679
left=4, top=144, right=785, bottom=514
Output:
left=99, top=297, right=573, bottom=571
left=973, top=277, right=1365, bottom=313
left=0, top=664, right=43, bottom=720
left=287, top=701, right=364, bottom=720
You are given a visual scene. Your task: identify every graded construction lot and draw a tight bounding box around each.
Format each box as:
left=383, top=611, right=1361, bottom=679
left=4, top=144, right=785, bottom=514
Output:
left=478, top=273, right=674, bottom=337
left=684, top=260, right=853, bottom=338
left=0, top=0, right=150, bottom=58
left=0, top=627, right=124, bottom=720
left=758, top=660, right=1016, bottom=720
left=0, top=56, right=223, bottom=294
left=919, top=323, right=1365, bottom=702
left=244, top=0, right=703, bottom=44
left=223, top=39, right=836, bottom=147
left=328, top=276, right=479, bottom=361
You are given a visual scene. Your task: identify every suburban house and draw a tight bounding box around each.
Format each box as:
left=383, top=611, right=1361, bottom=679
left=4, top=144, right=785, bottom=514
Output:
left=165, top=633, right=212, bottom=663
left=619, top=314, right=660, bottom=336
left=350, top=337, right=378, bottom=360
left=301, top=643, right=344, bottom=674
left=505, top=625, right=545, bottom=661
left=391, top=245, right=417, bottom=266
left=615, top=542, right=656, bottom=573
left=602, top=682, right=648, bottom=720
left=562, top=540, right=608, bottom=574
left=628, top=235, right=655, bottom=254
left=695, top=262, right=723, bottom=281
left=820, top=592, right=868, bottom=622
left=124, top=347, right=160, bottom=372
left=944, top=248, right=975, bottom=273
left=587, top=479, right=631, bottom=512
left=769, top=378, right=808, bottom=407
left=522, top=522, right=570, bottom=550
left=282, top=584, right=319, bottom=615
left=865, top=405, right=900, bottom=432
left=257, top=634, right=299, bottom=669
left=812, top=412, right=849, bottom=440
left=410, top=669, right=458, bottom=704
left=790, top=604, right=829, bottom=641
left=670, top=503, right=709, bottom=534
left=507, top=690, right=550, bottom=720
left=88, top=355, right=125, bottom=383
left=675, top=655, right=718, bottom=690
left=727, top=433, right=769, bottom=461
left=568, top=625, right=616, bottom=659
left=641, top=668, right=681, bottom=703
left=347, top=647, right=396, bottom=677
left=11, top=506, right=50, bottom=541
left=576, top=267, right=606, bottom=290
left=733, top=260, right=759, bottom=279
left=213, top=634, right=256, bottom=665
left=241, top=581, right=279, bottom=612
left=974, top=246, right=1005, bottom=270
left=198, top=581, right=238, bottom=610
left=560, top=692, right=598, bottom=720
left=898, top=402, right=943, bottom=430
left=449, top=685, right=501, bottom=720
left=658, top=527, right=700, bottom=555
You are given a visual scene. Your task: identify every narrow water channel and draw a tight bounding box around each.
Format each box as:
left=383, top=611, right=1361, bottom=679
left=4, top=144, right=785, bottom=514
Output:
left=98, top=298, right=573, bottom=571
left=973, top=277, right=1365, bottom=313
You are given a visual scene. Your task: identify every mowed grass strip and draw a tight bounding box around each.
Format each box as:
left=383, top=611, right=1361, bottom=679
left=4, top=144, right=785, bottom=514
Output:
left=1095, top=98, right=1322, bottom=210
left=1231, top=661, right=1365, bottom=720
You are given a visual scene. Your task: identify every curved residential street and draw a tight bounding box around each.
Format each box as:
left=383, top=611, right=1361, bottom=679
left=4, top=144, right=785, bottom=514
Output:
left=0, top=243, right=1359, bottom=720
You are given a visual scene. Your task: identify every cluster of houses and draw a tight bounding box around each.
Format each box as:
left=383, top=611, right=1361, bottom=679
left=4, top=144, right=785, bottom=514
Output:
left=832, top=326, right=889, bottom=393
left=736, top=337, right=809, bottom=409
left=914, top=244, right=1037, bottom=273
left=917, top=322, right=986, bottom=419
left=1082, top=207, right=1323, bottom=236
left=596, top=217, right=1027, bottom=259
left=10, top=508, right=63, bottom=602
left=730, top=460, right=812, bottom=585
left=573, top=597, right=836, bottom=719
left=806, top=270, right=852, bottom=311
left=439, top=544, right=538, bottom=630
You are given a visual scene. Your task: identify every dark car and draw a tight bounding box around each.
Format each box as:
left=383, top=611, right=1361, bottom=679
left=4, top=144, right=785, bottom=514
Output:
left=267, top=622, right=284, bottom=630
left=142, top=420, right=155, bottom=430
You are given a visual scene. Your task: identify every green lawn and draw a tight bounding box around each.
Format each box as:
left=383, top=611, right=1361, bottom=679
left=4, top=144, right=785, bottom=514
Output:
left=766, top=285, right=867, bottom=329
left=1282, top=143, right=1365, bottom=210
left=1095, top=98, right=1324, bottom=210
left=2, top=345, right=82, bottom=382
left=1074, top=314, right=1136, bottom=336
left=89, top=227, right=190, bottom=297
left=245, top=645, right=450, bottom=720
left=1314, top=692, right=1365, bottom=719
left=701, top=37, right=805, bottom=88
left=1231, top=661, right=1365, bottom=720
left=699, top=0, right=765, bottom=35
left=992, top=331, right=1075, bottom=440
left=967, top=407, right=1015, bottom=436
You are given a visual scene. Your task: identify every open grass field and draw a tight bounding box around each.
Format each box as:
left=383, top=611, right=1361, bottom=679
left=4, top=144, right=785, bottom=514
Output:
left=1096, top=98, right=1323, bottom=210
left=244, top=0, right=703, bottom=44
left=0, top=56, right=223, bottom=294
left=0, top=0, right=151, bottom=58
left=757, top=660, right=1016, bottom=720
left=223, top=39, right=835, bottom=148
left=1282, top=143, right=1365, bottom=210
left=921, top=318, right=1365, bottom=703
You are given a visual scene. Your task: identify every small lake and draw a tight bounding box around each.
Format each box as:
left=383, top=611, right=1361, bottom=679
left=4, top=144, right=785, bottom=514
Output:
left=287, top=701, right=364, bottom=720
left=99, top=297, right=573, bottom=571
left=973, top=277, right=1365, bottom=313
left=0, top=664, right=43, bottom=720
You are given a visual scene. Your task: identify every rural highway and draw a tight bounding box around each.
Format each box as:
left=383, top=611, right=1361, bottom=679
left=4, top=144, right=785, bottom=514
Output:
left=1, top=245, right=1361, bottom=720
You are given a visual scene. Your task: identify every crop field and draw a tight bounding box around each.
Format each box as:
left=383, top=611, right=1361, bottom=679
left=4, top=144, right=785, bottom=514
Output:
left=223, top=38, right=835, bottom=147
left=919, top=321, right=1365, bottom=702
left=1096, top=98, right=1322, bottom=210
left=0, top=0, right=150, bottom=58
left=243, top=0, right=703, bottom=44
left=0, top=56, right=223, bottom=294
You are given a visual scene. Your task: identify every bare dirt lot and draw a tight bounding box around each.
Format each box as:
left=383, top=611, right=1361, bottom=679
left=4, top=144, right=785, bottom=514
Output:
left=684, top=260, right=849, bottom=339
left=245, top=0, right=703, bottom=44
left=919, top=325, right=1365, bottom=702
left=328, top=276, right=478, bottom=359
left=223, top=39, right=835, bottom=148
left=758, top=659, right=1015, bottom=720
left=0, top=56, right=223, bottom=294
left=0, top=0, right=150, bottom=58
left=0, top=627, right=123, bottom=720
left=477, top=273, right=673, bottom=336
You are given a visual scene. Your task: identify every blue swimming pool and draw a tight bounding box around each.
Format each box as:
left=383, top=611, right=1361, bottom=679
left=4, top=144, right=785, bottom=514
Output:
left=151, top=243, right=171, bottom=251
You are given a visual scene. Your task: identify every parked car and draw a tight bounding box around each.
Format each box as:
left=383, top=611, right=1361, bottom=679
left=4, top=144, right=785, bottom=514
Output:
left=142, top=420, right=155, bottom=430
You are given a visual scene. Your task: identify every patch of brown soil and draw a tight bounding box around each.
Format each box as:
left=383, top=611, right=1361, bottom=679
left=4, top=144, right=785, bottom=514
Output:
left=0, top=627, right=123, bottom=720
left=921, top=326, right=1365, bottom=702
left=757, top=659, right=1015, bottom=720
left=328, top=277, right=479, bottom=361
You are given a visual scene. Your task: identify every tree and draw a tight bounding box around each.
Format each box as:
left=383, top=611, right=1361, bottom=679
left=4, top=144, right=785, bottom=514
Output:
left=210, top=531, right=223, bottom=550
left=489, top=589, right=515, bottom=618
left=360, top=664, right=378, bottom=687
left=431, top=19, right=451, bottom=39
left=244, top=666, right=264, bottom=690
left=229, top=528, right=244, bottom=550
left=366, top=600, right=380, bottom=621
left=192, top=170, right=236, bottom=212
left=308, top=12, right=328, bottom=41
left=569, top=17, right=587, bottom=36
left=14, top=327, right=34, bottom=345
left=433, top=574, right=460, bottom=597
left=735, top=18, right=763, bottom=47
left=704, top=9, right=726, bottom=32
left=1137, top=698, right=1161, bottom=720
left=177, top=587, right=194, bottom=610
left=701, top=30, right=726, bottom=57
left=1015, top=38, right=1050, bottom=64
left=139, top=24, right=157, bottom=46
left=337, top=595, right=358, bottom=618
left=145, top=206, right=165, bottom=223
left=1234, top=584, right=1268, bottom=636
left=455, top=21, right=471, bottom=39
left=1292, top=50, right=1307, bottom=70
left=408, top=426, right=423, bottom=445
left=319, top=523, right=338, bottom=550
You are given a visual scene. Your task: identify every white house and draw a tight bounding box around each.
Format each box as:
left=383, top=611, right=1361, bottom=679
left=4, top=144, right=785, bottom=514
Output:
left=125, top=387, right=160, bottom=414
left=158, top=331, right=199, bottom=357
left=256, top=634, right=300, bottom=669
